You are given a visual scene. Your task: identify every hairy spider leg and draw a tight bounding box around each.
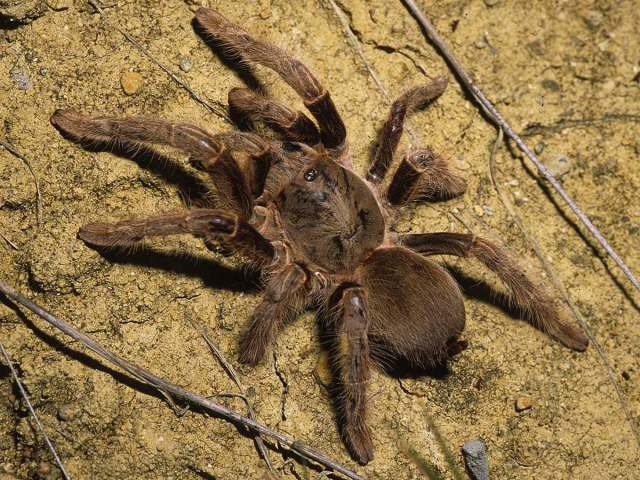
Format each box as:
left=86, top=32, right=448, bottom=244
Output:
left=196, top=8, right=346, bottom=152
left=400, top=232, right=589, bottom=351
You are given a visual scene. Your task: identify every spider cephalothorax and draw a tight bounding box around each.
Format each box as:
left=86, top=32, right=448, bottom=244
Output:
left=50, top=8, right=588, bottom=465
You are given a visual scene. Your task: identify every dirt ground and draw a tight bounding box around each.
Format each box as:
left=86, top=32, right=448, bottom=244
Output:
left=1, top=0, right=639, bottom=478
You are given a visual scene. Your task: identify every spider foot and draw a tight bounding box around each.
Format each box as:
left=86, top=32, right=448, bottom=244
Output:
left=344, top=419, right=374, bottom=465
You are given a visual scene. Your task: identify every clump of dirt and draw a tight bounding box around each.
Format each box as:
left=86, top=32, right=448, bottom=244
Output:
left=1, top=1, right=639, bottom=479
left=0, top=0, right=47, bottom=25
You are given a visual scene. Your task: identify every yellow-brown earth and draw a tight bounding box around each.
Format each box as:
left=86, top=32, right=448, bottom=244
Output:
left=1, top=1, right=639, bottom=478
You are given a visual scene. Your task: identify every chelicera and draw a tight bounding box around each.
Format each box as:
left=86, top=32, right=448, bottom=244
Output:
left=50, top=8, right=588, bottom=465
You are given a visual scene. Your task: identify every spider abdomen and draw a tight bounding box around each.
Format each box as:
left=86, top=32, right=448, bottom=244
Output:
left=359, top=247, right=465, bottom=368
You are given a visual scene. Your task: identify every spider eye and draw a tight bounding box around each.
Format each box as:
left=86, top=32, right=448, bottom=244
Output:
left=304, top=168, right=319, bottom=182
left=414, top=150, right=435, bottom=167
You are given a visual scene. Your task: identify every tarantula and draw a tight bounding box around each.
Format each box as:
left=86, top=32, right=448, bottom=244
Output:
left=50, top=8, right=588, bottom=465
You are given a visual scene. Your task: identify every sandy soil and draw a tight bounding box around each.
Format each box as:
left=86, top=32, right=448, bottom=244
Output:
left=1, top=0, right=639, bottom=478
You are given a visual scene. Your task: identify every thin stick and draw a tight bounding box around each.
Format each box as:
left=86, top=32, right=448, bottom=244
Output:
left=401, top=0, right=640, bottom=293
left=87, top=0, right=230, bottom=123
left=186, top=314, right=275, bottom=475
left=324, top=0, right=391, bottom=100
left=0, top=280, right=362, bottom=480
left=487, top=128, right=640, bottom=449
left=425, top=414, right=464, bottom=480
left=0, top=140, right=43, bottom=227
left=0, top=342, right=70, bottom=480
left=323, top=0, right=420, bottom=145
left=186, top=314, right=244, bottom=391
left=521, top=113, right=640, bottom=137
left=1, top=231, right=19, bottom=250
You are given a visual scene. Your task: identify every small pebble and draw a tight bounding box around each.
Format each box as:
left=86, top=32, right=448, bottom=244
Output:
left=57, top=403, right=77, bottom=421
left=36, top=462, right=52, bottom=478
left=515, top=395, right=532, bottom=412
left=513, top=190, right=527, bottom=205
left=543, top=154, right=572, bottom=178
left=120, top=71, right=143, bottom=95
left=456, top=157, right=470, bottom=170
left=583, top=10, right=604, bottom=30
left=11, top=71, right=32, bottom=90
left=179, top=57, right=193, bottom=72
left=550, top=54, right=564, bottom=68
left=541, top=79, right=560, bottom=91
left=483, top=0, right=499, bottom=6
left=482, top=206, right=493, bottom=216
left=534, top=142, right=545, bottom=155
left=473, top=205, right=484, bottom=217
left=462, top=438, right=489, bottom=480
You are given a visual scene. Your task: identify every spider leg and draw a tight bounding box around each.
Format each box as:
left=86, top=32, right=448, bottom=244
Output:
left=50, top=110, right=278, bottom=217
left=331, top=285, right=374, bottom=465
left=385, top=149, right=466, bottom=206
left=239, top=263, right=308, bottom=365
left=78, top=208, right=274, bottom=264
left=367, top=77, right=448, bottom=183
left=200, top=147, right=254, bottom=217
left=228, top=87, right=321, bottom=145
left=446, top=337, right=469, bottom=358
left=194, top=131, right=277, bottom=215
left=400, top=232, right=589, bottom=351
left=51, top=109, right=223, bottom=163
left=195, top=8, right=346, bottom=151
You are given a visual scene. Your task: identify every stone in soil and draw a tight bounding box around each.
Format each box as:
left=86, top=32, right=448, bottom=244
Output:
left=515, top=395, right=533, bottom=412
left=120, top=71, right=143, bottom=95
left=462, top=438, right=489, bottom=480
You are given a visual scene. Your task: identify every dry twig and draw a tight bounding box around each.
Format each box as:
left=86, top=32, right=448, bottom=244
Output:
left=323, top=0, right=420, bottom=145
left=401, top=0, right=640, bottom=293
left=424, top=415, right=464, bottom=480
left=185, top=313, right=276, bottom=475
left=0, top=279, right=362, bottom=480
left=0, top=342, right=70, bottom=480
left=0, top=231, right=19, bottom=250
left=323, top=0, right=390, bottom=100
left=521, top=113, right=640, bottom=136
left=0, top=140, right=43, bottom=228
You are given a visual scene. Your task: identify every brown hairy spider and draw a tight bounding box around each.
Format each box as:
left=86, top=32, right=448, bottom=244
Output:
left=50, top=8, right=588, bottom=465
